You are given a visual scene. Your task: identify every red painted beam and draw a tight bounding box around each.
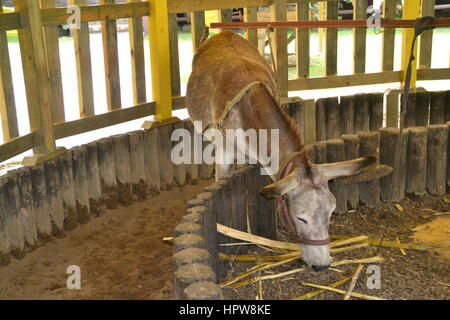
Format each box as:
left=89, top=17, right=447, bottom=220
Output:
left=210, top=18, right=450, bottom=29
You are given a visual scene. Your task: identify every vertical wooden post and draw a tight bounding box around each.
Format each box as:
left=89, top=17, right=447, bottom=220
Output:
left=270, top=0, right=288, bottom=97
left=148, top=0, right=173, bottom=121
left=382, top=0, right=396, bottom=71
left=303, top=99, right=316, bottom=144
left=325, top=97, right=340, bottom=139
left=326, top=139, right=347, bottom=214
left=341, top=134, right=360, bottom=209
left=353, top=0, right=367, bottom=74
left=340, top=95, right=355, bottom=134
left=168, top=13, right=181, bottom=97
left=244, top=7, right=258, bottom=48
left=70, top=0, right=95, bottom=117
left=405, top=127, right=428, bottom=196
left=191, top=11, right=205, bottom=54
left=358, top=131, right=380, bottom=207
left=401, top=0, right=421, bottom=89
left=324, top=0, right=338, bottom=76
left=318, top=2, right=326, bottom=55
left=128, top=0, right=146, bottom=104
left=296, top=0, right=309, bottom=78
left=385, top=89, right=399, bottom=128
left=100, top=0, right=122, bottom=110
left=15, top=0, right=66, bottom=165
left=426, top=125, right=448, bottom=196
left=40, top=0, right=65, bottom=123
left=0, top=5, right=19, bottom=141
left=418, top=0, right=435, bottom=69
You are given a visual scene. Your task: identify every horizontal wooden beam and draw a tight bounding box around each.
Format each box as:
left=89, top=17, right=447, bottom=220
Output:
left=54, top=102, right=155, bottom=140
left=288, top=71, right=402, bottom=91
left=167, top=0, right=272, bottom=14
left=41, top=2, right=149, bottom=26
left=0, top=12, right=22, bottom=31
left=417, top=68, right=450, bottom=81
left=0, top=131, right=36, bottom=163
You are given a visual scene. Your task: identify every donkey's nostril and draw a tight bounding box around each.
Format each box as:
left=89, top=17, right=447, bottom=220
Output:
left=311, top=264, right=330, bottom=272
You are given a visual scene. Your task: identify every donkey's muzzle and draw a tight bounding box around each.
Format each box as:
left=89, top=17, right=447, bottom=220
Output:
left=311, top=264, right=330, bottom=272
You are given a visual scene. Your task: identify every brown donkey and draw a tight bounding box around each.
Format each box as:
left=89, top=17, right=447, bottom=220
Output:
left=186, top=31, right=375, bottom=271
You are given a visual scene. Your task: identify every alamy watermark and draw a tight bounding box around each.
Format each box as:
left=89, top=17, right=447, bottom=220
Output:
left=171, top=121, right=280, bottom=176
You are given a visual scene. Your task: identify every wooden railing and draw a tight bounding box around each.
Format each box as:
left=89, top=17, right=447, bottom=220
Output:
left=0, top=0, right=449, bottom=165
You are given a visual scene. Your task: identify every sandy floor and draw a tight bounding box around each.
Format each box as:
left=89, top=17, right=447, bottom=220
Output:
left=0, top=180, right=211, bottom=300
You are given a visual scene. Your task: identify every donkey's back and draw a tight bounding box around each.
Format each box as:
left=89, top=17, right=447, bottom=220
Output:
left=186, top=31, right=279, bottom=130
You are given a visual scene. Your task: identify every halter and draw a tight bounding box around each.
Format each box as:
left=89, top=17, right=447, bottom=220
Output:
left=276, top=152, right=331, bottom=246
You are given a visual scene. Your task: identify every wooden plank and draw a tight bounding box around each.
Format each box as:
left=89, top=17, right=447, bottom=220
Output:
left=41, top=2, right=150, bottom=26
left=381, top=0, right=396, bottom=71
left=244, top=7, right=258, bottom=48
left=270, top=0, right=288, bottom=97
left=385, top=88, right=399, bottom=128
left=100, top=0, right=122, bottom=110
left=417, top=68, right=450, bottom=81
left=303, top=99, right=315, bottom=144
left=169, top=13, right=181, bottom=97
left=0, top=12, right=22, bottom=31
left=191, top=11, right=205, bottom=54
left=0, top=132, right=37, bottom=164
left=418, top=0, right=435, bottom=69
left=353, top=0, right=367, bottom=74
left=325, top=0, right=338, bottom=76
left=167, top=0, right=273, bottom=14
left=70, top=0, right=95, bottom=117
left=40, top=0, right=65, bottom=123
left=15, top=0, right=56, bottom=154
left=288, top=71, right=401, bottom=91
left=128, top=0, right=146, bottom=104
left=401, top=0, right=421, bottom=88
left=296, top=0, right=310, bottom=78
left=54, top=102, right=155, bottom=140
left=148, top=0, right=173, bottom=120
left=0, top=6, right=19, bottom=141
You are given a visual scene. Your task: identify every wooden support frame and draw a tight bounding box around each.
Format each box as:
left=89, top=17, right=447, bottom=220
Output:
left=270, top=0, right=288, bottom=97
left=244, top=7, right=258, bottom=48
left=382, top=0, right=396, bottom=71
left=324, top=0, right=338, bottom=76
left=296, top=0, right=310, bottom=78
left=353, top=0, right=367, bottom=74
left=418, top=0, right=435, bottom=69
left=169, top=13, right=181, bottom=97
left=401, top=0, right=421, bottom=89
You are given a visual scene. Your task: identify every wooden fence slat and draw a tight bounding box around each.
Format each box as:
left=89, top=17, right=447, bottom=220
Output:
left=324, top=0, right=338, bottom=76
left=353, top=94, right=370, bottom=133
left=128, top=0, right=146, bottom=104
left=71, top=146, right=91, bottom=223
left=340, top=95, right=355, bottom=134
left=169, top=13, right=181, bottom=97
left=128, top=131, right=147, bottom=200
left=341, top=134, right=359, bottom=209
left=143, top=128, right=161, bottom=194
left=158, top=124, right=175, bottom=190
left=445, top=91, right=450, bottom=122
left=70, top=0, right=95, bottom=117
left=286, top=98, right=305, bottom=139
left=173, top=122, right=186, bottom=187
left=358, top=131, right=380, bottom=207
left=315, top=98, right=326, bottom=141
left=3, top=175, right=25, bottom=258
left=244, top=7, right=258, bottom=48
left=382, top=0, right=396, bottom=71
left=419, top=0, right=435, bottom=69
left=43, top=158, right=65, bottom=234
left=426, top=124, right=448, bottom=196
left=415, top=91, right=430, bottom=127
left=97, top=137, right=119, bottom=209
left=405, top=127, right=428, bottom=196
left=100, top=0, right=122, bottom=110
left=113, top=134, right=132, bottom=206
left=270, top=0, right=288, bottom=97
left=447, top=121, right=450, bottom=191
left=430, top=91, right=446, bottom=124
left=403, top=92, right=417, bottom=128
left=353, top=0, right=367, bottom=74
left=303, top=99, right=315, bottom=144
left=0, top=179, right=11, bottom=265
left=15, top=168, right=37, bottom=247
left=85, top=141, right=104, bottom=216
left=326, top=139, right=347, bottom=214
left=296, top=0, right=310, bottom=78
left=256, top=170, right=276, bottom=240
left=29, top=164, right=52, bottom=239
left=191, top=11, right=205, bottom=54
left=57, top=152, right=78, bottom=231
left=369, top=93, right=384, bottom=131
left=0, top=5, right=19, bottom=141
left=325, top=97, right=340, bottom=139
left=40, top=0, right=65, bottom=123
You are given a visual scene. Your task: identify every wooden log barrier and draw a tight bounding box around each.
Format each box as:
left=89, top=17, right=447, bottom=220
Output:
left=173, top=248, right=211, bottom=271
left=354, top=94, right=370, bottom=133
left=174, top=263, right=216, bottom=300
left=256, top=168, right=277, bottom=240
left=325, top=97, right=340, bottom=139
left=157, top=124, right=175, bottom=190
left=57, top=152, right=78, bottom=231
left=357, top=131, right=380, bottom=207
left=326, top=139, right=347, bottom=214
left=113, top=134, right=132, bottom=206
left=142, top=129, right=161, bottom=195
left=128, top=131, right=147, bottom=201
left=173, top=234, right=206, bottom=253
left=184, top=281, right=223, bottom=300
left=403, top=92, right=417, bottom=128
left=85, top=141, right=105, bottom=216
left=311, top=141, right=327, bottom=164
left=97, top=138, right=119, bottom=209
left=341, top=134, right=360, bottom=209
left=430, top=91, right=446, bottom=125
left=448, top=121, right=450, bottom=191
left=29, top=164, right=52, bottom=239
left=0, top=179, right=11, bottom=265
left=71, top=146, right=91, bottom=224
left=415, top=91, right=430, bottom=127
left=369, top=93, right=384, bottom=131
left=405, top=127, right=428, bottom=196
left=2, top=174, right=25, bottom=258
left=183, top=120, right=199, bottom=185
left=446, top=91, right=450, bottom=122
left=379, top=128, right=409, bottom=202
left=174, top=222, right=202, bottom=237
left=183, top=206, right=205, bottom=224
left=43, top=158, right=65, bottom=234
left=340, top=95, right=355, bottom=135
left=172, top=122, right=186, bottom=187
left=315, top=98, right=327, bottom=141
left=15, top=168, right=37, bottom=248
left=426, top=124, right=448, bottom=196
left=286, top=99, right=305, bottom=135
left=245, top=165, right=258, bottom=235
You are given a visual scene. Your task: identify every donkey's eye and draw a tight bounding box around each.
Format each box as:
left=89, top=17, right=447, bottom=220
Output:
left=297, top=217, right=308, bottom=224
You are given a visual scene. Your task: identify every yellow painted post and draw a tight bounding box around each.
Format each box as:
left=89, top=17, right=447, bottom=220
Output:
left=145, top=0, right=174, bottom=124
left=401, top=0, right=421, bottom=89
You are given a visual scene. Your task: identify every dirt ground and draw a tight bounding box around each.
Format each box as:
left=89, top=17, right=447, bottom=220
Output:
left=222, top=194, right=450, bottom=300
left=0, top=180, right=211, bottom=300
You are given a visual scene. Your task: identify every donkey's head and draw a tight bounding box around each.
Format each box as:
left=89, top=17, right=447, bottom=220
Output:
left=261, top=155, right=376, bottom=272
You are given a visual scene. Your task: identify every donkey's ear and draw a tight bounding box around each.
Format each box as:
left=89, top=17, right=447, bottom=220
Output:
left=260, top=169, right=301, bottom=199
left=314, top=155, right=377, bottom=180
